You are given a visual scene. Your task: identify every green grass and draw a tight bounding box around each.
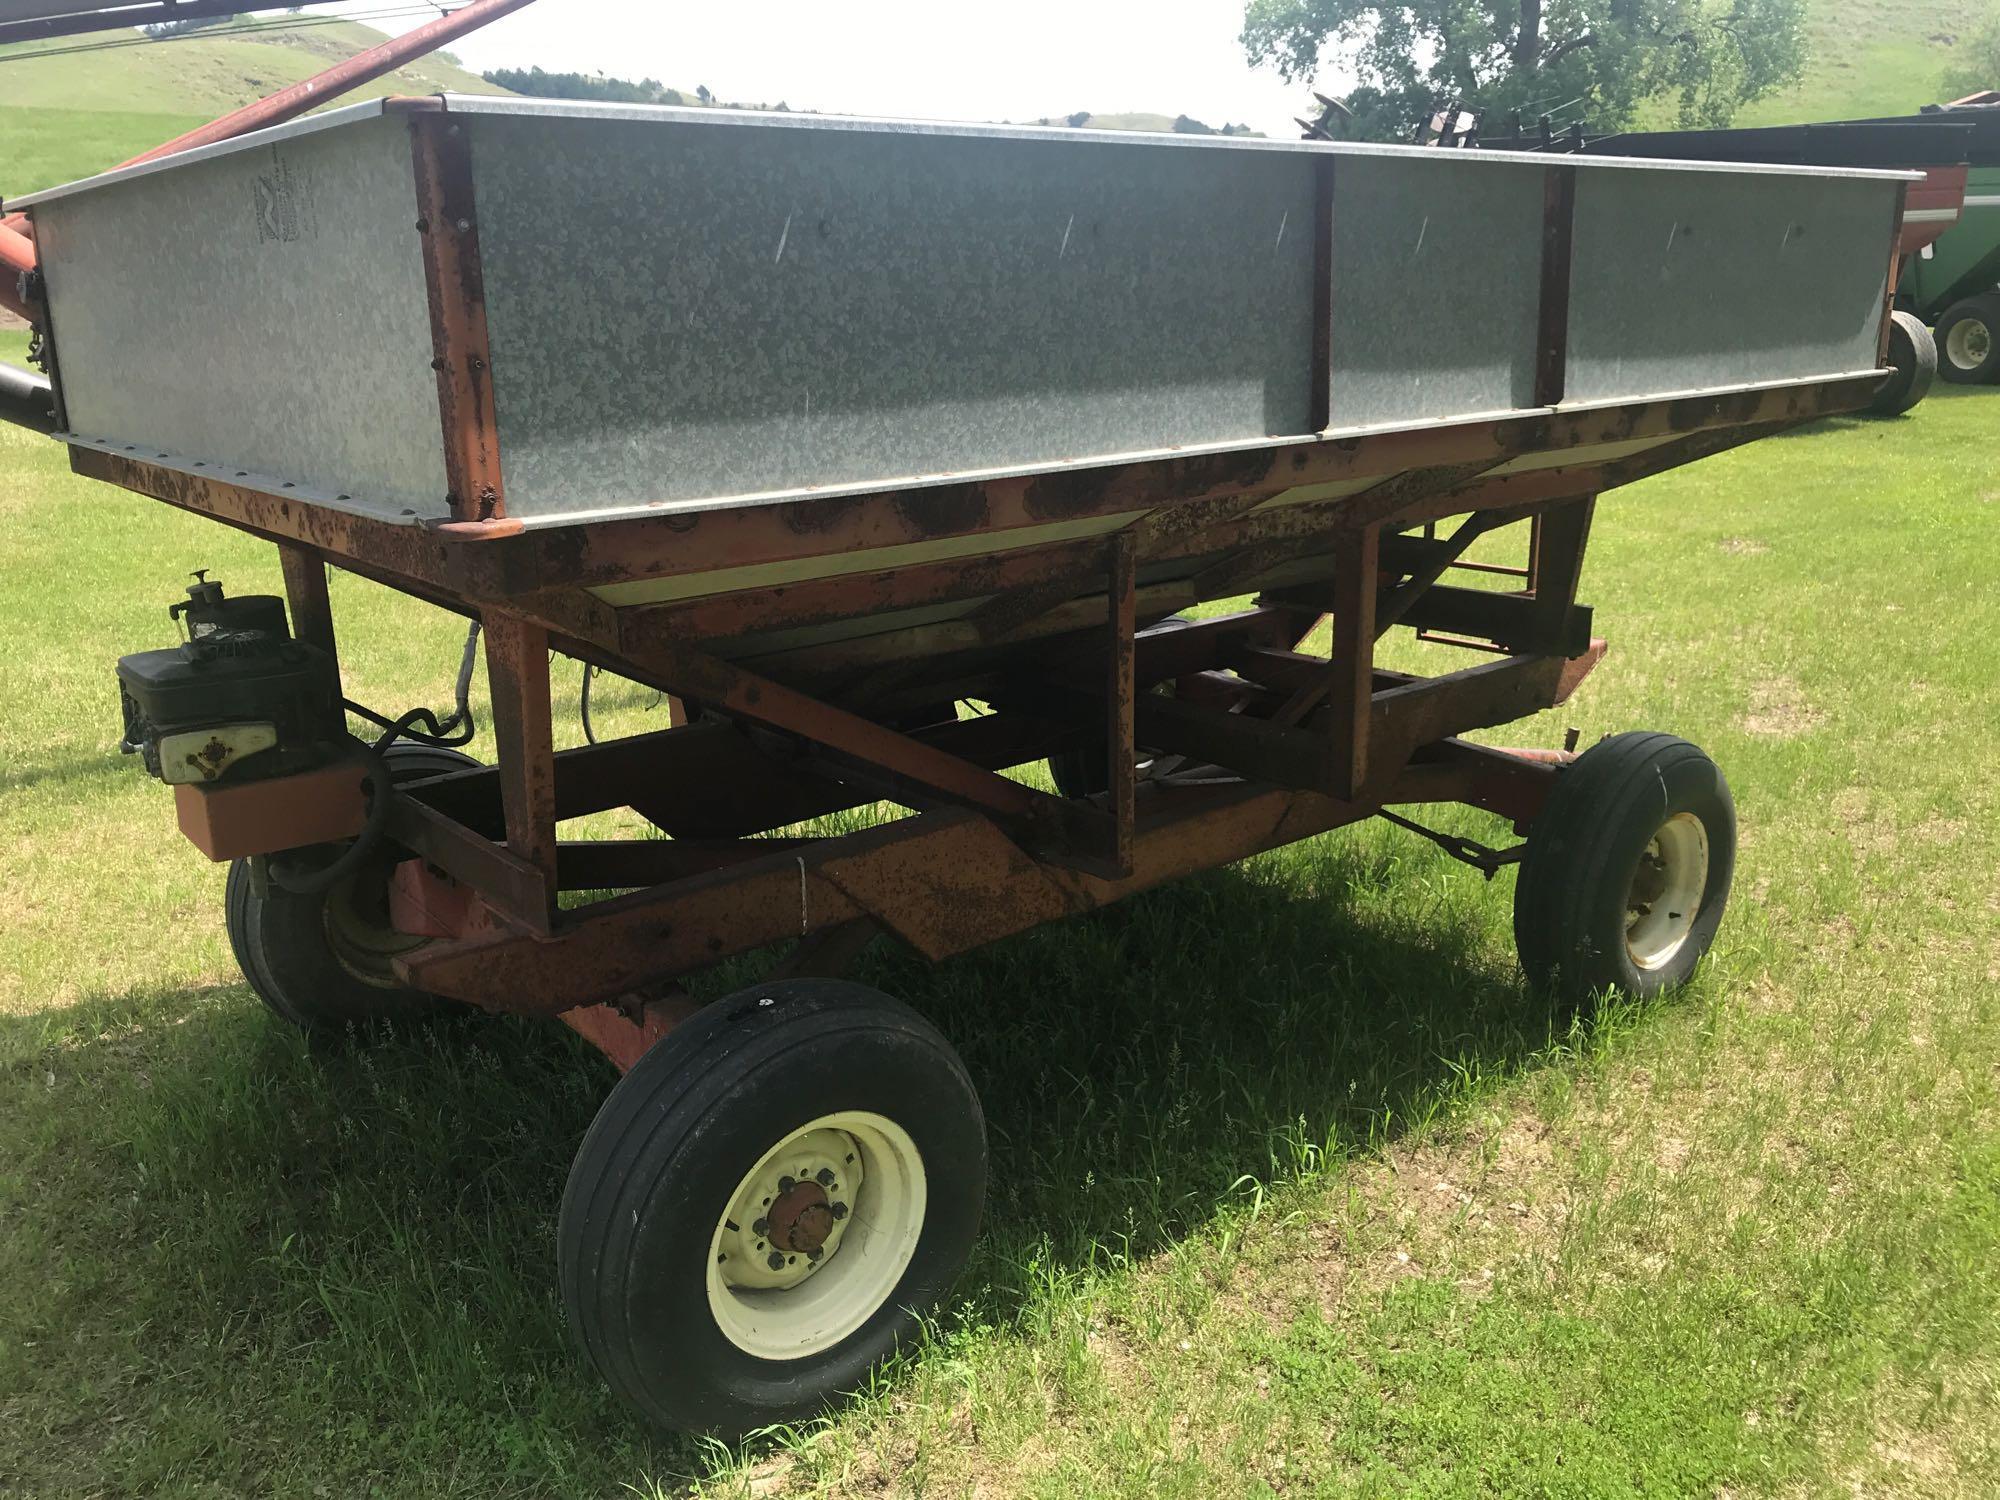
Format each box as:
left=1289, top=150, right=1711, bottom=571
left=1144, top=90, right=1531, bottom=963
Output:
left=0, top=18, right=509, bottom=199
left=0, top=19, right=505, bottom=115
left=1644, top=0, right=1994, bottom=127
left=1, top=376, right=1997, bottom=1493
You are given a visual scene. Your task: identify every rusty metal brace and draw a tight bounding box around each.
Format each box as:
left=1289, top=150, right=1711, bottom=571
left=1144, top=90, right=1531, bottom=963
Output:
left=1375, top=808, right=1526, bottom=880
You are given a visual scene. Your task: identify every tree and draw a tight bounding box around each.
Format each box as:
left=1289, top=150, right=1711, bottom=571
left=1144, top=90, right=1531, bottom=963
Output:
left=1241, top=0, right=1808, bottom=141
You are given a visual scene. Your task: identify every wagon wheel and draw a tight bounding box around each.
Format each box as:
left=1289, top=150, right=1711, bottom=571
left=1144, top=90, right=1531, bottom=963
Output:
left=1867, top=310, right=1936, bottom=416
left=225, top=743, right=478, bottom=1034
left=1512, top=732, right=1736, bottom=1003
left=1935, top=294, right=2000, bottom=384
left=559, top=979, right=986, bottom=1436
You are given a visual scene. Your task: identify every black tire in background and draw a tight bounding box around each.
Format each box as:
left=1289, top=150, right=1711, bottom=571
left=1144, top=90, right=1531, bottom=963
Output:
left=225, top=743, right=479, bottom=1034
left=559, top=979, right=986, bottom=1436
left=1867, top=309, right=1937, bottom=416
left=1935, top=294, right=2000, bottom=384
left=1513, top=732, right=1736, bottom=1005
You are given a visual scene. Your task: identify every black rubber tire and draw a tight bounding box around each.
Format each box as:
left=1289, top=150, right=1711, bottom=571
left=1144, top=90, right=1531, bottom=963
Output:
left=1513, top=732, right=1736, bottom=1004
left=225, top=743, right=479, bottom=1034
left=559, top=979, right=986, bottom=1437
left=1868, top=310, right=1938, bottom=415
left=1935, top=294, right=2000, bottom=384
left=1048, top=614, right=1193, bottom=798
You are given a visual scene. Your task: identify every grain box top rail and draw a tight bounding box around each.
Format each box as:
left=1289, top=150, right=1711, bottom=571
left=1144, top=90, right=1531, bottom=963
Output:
left=5, top=92, right=1919, bottom=210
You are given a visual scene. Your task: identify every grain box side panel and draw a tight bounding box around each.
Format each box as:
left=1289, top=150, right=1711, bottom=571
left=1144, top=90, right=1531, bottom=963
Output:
left=33, top=115, right=447, bottom=520
left=1327, top=154, right=1545, bottom=428
left=471, top=113, right=1319, bottom=518
left=1565, top=168, right=1895, bottom=403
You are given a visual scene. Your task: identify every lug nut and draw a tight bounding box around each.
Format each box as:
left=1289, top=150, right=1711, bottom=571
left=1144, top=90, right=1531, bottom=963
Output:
left=830, top=1201, right=848, bottom=1220
left=767, top=1251, right=785, bottom=1271
left=752, top=1217, right=768, bottom=1235
left=778, top=1175, right=796, bottom=1193
left=815, top=1167, right=836, bottom=1186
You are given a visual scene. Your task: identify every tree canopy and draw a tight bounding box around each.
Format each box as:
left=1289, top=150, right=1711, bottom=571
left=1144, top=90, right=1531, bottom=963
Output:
left=1241, top=0, right=1808, bottom=141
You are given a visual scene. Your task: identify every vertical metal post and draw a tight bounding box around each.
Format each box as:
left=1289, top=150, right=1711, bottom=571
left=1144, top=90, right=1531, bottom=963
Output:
left=410, top=113, right=506, bottom=524
left=1328, top=524, right=1379, bottom=799
left=277, top=544, right=340, bottom=685
left=1535, top=165, right=1578, bottom=409
left=1878, top=180, right=1911, bottom=364
left=1105, top=531, right=1138, bottom=877
left=1309, top=154, right=1337, bottom=432
left=1526, top=496, right=1595, bottom=650
left=482, top=611, right=557, bottom=929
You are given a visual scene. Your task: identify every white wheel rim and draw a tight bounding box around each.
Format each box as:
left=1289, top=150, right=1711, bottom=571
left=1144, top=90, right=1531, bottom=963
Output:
left=706, top=1110, right=926, bottom=1361
left=1624, top=812, right=1709, bottom=971
left=1947, top=318, right=1990, bottom=371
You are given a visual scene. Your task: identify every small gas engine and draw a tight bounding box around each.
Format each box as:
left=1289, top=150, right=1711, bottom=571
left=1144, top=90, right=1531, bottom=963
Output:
left=116, top=572, right=345, bottom=786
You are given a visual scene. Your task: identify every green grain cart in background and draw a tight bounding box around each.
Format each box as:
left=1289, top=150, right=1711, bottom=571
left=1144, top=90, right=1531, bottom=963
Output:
left=1896, top=102, right=2000, bottom=383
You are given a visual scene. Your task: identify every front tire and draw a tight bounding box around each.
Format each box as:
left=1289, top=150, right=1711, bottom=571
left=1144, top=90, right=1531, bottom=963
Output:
left=558, top=979, right=986, bottom=1436
left=1513, top=732, right=1736, bottom=1003
left=1936, top=295, right=2000, bottom=384
left=225, top=743, right=478, bottom=1034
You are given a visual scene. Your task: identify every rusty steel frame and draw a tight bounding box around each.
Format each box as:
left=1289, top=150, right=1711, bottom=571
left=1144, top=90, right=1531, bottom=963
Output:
left=62, top=373, right=1881, bottom=1055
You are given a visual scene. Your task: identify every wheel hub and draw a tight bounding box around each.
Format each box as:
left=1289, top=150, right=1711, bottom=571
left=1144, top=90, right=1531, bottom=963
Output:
left=714, top=1127, right=859, bottom=1290
left=768, top=1180, right=834, bottom=1254
left=1948, top=318, right=1991, bottom=372
left=1624, top=811, right=1709, bottom=971
left=704, top=1109, right=929, bottom=1361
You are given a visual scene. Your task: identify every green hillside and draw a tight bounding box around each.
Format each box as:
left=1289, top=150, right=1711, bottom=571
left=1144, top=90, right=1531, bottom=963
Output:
left=1733, top=0, right=1991, bottom=125
left=0, top=19, right=508, bottom=196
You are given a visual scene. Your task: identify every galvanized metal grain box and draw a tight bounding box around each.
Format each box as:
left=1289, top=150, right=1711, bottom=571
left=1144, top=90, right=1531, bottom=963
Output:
left=15, top=96, right=1907, bottom=530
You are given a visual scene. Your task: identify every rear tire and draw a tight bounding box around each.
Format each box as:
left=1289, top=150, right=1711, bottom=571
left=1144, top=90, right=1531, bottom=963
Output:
left=1936, top=295, right=2000, bottom=384
left=1513, top=732, right=1735, bottom=1004
left=1868, top=309, right=1937, bottom=415
left=559, top=979, right=986, bottom=1436
left=226, top=743, right=479, bottom=1034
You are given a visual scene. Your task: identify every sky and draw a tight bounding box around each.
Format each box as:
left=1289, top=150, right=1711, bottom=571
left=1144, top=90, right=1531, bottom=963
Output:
left=370, top=0, right=1342, bottom=138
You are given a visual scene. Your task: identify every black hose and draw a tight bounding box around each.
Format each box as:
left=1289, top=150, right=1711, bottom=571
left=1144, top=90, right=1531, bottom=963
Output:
left=0, top=362, right=53, bottom=434
left=580, top=661, right=599, bottom=744
left=266, top=741, right=394, bottom=896
left=343, top=620, right=482, bottom=752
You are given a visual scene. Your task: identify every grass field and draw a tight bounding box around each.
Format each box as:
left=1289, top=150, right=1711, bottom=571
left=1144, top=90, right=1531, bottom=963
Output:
left=0, top=19, right=506, bottom=198
left=1731, top=0, right=1991, bottom=125
left=1, top=323, right=1997, bottom=1493
left=2, top=9, right=1999, bottom=1495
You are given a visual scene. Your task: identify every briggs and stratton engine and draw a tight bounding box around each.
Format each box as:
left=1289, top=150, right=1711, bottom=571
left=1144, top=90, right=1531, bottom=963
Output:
left=116, top=572, right=344, bottom=785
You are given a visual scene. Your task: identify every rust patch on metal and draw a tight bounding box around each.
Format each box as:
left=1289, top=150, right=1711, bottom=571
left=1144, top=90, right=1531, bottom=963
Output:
left=1023, top=467, right=1120, bottom=520
left=409, top=113, right=505, bottom=523
left=893, top=483, right=988, bottom=536
left=783, top=492, right=869, bottom=535
left=767, top=1181, right=833, bottom=1253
